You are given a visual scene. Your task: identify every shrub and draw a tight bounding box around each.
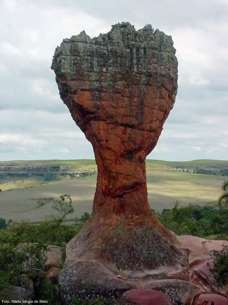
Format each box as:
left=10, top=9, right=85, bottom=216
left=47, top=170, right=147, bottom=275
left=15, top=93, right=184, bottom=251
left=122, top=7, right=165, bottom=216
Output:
left=0, top=194, right=89, bottom=302
left=213, top=246, right=228, bottom=286
left=218, top=181, right=228, bottom=208
left=36, top=278, right=61, bottom=305
left=0, top=220, right=80, bottom=247
left=53, top=194, right=74, bottom=222
left=79, top=212, right=91, bottom=223
left=159, top=204, right=228, bottom=238
left=0, top=241, right=46, bottom=288
left=74, top=212, right=91, bottom=225
left=35, top=194, right=74, bottom=223
left=0, top=272, right=10, bottom=291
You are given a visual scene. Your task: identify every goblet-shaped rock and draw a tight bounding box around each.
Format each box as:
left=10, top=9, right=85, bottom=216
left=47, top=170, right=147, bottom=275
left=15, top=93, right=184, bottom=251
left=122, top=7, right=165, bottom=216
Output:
left=52, top=23, right=187, bottom=303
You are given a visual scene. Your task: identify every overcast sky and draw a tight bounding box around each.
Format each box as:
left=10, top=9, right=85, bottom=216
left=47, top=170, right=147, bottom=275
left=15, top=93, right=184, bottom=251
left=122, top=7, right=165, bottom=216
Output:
left=0, top=0, right=228, bottom=161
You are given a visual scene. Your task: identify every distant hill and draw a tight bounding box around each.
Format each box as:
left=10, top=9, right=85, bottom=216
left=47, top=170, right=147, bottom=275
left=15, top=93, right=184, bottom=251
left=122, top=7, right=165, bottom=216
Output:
left=0, top=159, right=227, bottom=222
left=0, top=160, right=96, bottom=184
left=154, top=159, right=228, bottom=176
left=0, top=159, right=228, bottom=184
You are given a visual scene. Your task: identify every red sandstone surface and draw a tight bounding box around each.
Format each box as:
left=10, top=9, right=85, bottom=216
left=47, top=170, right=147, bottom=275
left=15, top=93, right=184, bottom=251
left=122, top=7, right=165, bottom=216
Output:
left=52, top=22, right=177, bottom=228
left=52, top=23, right=228, bottom=305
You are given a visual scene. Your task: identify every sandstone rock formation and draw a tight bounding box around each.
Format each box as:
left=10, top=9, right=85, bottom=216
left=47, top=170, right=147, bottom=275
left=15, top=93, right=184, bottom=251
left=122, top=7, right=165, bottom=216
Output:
left=178, top=235, right=228, bottom=297
left=120, top=288, right=171, bottom=305
left=192, top=293, right=228, bottom=305
left=45, top=245, right=63, bottom=283
left=52, top=22, right=177, bottom=221
left=52, top=22, right=187, bottom=303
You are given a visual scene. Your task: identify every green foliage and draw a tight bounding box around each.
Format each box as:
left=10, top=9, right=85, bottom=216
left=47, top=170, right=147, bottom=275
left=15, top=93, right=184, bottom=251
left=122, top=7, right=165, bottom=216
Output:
left=53, top=194, right=74, bottom=222
left=36, top=279, right=61, bottom=305
left=0, top=192, right=87, bottom=303
left=0, top=220, right=80, bottom=247
left=159, top=203, right=228, bottom=238
left=75, top=212, right=91, bottom=224
left=218, top=181, right=228, bottom=208
left=213, top=246, right=228, bottom=286
left=35, top=194, right=74, bottom=222
left=0, top=272, right=10, bottom=290
left=0, top=241, right=46, bottom=289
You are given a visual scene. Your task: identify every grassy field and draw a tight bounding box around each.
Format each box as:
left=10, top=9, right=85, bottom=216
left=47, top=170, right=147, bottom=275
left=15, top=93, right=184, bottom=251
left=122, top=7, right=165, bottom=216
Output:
left=0, top=159, right=227, bottom=222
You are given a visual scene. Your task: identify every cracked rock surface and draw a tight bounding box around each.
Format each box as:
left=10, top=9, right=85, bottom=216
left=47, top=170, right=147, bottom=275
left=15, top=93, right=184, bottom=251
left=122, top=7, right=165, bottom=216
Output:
left=52, top=22, right=187, bottom=303
left=52, top=22, right=177, bottom=218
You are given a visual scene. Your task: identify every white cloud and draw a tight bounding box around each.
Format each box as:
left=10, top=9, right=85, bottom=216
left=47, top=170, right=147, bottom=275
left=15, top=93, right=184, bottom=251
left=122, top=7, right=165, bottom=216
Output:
left=31, top=78, right=58, bottom=100
left=0, top=0, right=227, bottom=160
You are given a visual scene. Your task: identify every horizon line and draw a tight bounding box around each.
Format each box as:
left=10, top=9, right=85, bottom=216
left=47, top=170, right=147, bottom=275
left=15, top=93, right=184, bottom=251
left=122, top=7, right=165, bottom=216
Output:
left=1, top=158, right=228, bottom=163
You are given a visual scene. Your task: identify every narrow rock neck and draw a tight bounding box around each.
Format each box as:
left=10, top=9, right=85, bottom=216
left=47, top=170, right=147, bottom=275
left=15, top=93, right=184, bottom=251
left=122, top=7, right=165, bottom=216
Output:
left=92, top=149, right=150, bottom=218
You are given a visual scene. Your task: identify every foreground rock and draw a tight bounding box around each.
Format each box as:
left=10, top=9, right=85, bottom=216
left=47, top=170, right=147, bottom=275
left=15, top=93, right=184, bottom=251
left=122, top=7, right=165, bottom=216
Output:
left=178, top=235, right=228, bottom=295
left=144, top=279, right=200, bottom=305
left=120, top=289, right=171, bottom=305
left=192, top=293, right=228, bottom=305
left=52, top=22, right=186, bottom=302
left=0, top=286, right=33, bottom=300
left=59, top=260, right=134, bottom=303
left=45, top=245, right=63, bottom=282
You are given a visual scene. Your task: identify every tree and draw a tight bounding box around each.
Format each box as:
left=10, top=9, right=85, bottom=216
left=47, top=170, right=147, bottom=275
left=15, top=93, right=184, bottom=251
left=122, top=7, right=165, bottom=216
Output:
left=218, top=181, right=228, bottom=208
left=52, top=194, right=74, bottom=222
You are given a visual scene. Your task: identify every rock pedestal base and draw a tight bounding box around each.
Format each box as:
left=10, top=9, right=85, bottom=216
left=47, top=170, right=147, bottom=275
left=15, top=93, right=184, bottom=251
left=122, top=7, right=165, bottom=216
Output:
left=59, top=216, right=189, bottom=304
left=59, top=233, right=228, bottom=305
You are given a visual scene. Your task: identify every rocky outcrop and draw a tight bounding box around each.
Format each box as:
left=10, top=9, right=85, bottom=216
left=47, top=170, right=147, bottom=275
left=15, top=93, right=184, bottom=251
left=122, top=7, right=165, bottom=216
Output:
left=52, top=22, right=177, bottom=220
left=0, top=286, right=33, bottom=301
left=192, top=293, right=228, bottom=305
left=144, top=279, right=200, bottom=305
left=120, top=289, right=171, bottom=305
left=52, top=22, right=186, bottom=303
left=178, top=235, right=228, bottom=296
left=45, top=245, right=64, bottom=282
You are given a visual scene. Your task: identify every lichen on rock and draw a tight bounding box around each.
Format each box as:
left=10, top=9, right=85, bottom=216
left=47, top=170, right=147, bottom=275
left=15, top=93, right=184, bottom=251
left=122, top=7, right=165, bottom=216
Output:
left=52, top=22, right=178, bottom=219
left=52, top=22, right=185, bottom=303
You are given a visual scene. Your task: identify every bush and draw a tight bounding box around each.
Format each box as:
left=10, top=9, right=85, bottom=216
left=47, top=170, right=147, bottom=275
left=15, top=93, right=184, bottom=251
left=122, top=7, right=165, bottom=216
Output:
left=36, top=279, right=61, bottom=305
left=0, top=272, right=10, bottom=291
left=0, top=241, right=46, bottom=290
left=159, top=204, right=228, bottom=238
left=52, top=194, right=74, bottom=222
left=79, top=212, right=91, bottom=223
left=218, top=181, right=228, bottom=208
left=0, top=220, right=81, bottom=247
left=0, top=217, right=82, bottom=302
left=74, top=212, right=91, bottom=225
left=0, top=193, right=89, bottom=303
left=213, top=246, right=228, bottom=286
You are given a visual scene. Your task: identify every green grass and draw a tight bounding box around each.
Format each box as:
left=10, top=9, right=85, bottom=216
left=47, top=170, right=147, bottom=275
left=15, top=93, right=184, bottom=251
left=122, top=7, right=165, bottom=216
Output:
left=0, top=159, right=227, bottom=221
left=0, top=178, right=45, bottom=191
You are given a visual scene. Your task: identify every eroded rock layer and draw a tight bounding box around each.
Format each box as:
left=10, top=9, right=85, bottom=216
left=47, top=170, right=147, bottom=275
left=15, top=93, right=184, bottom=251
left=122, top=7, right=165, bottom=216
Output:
left=52, top=22, right=177, bottom=219
left=52, top=23, right=186, bottom=303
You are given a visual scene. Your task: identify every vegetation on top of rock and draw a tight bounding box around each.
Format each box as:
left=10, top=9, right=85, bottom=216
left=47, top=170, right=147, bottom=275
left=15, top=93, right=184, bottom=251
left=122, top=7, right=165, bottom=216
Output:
left=102, top=225, right=186, bottom=270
